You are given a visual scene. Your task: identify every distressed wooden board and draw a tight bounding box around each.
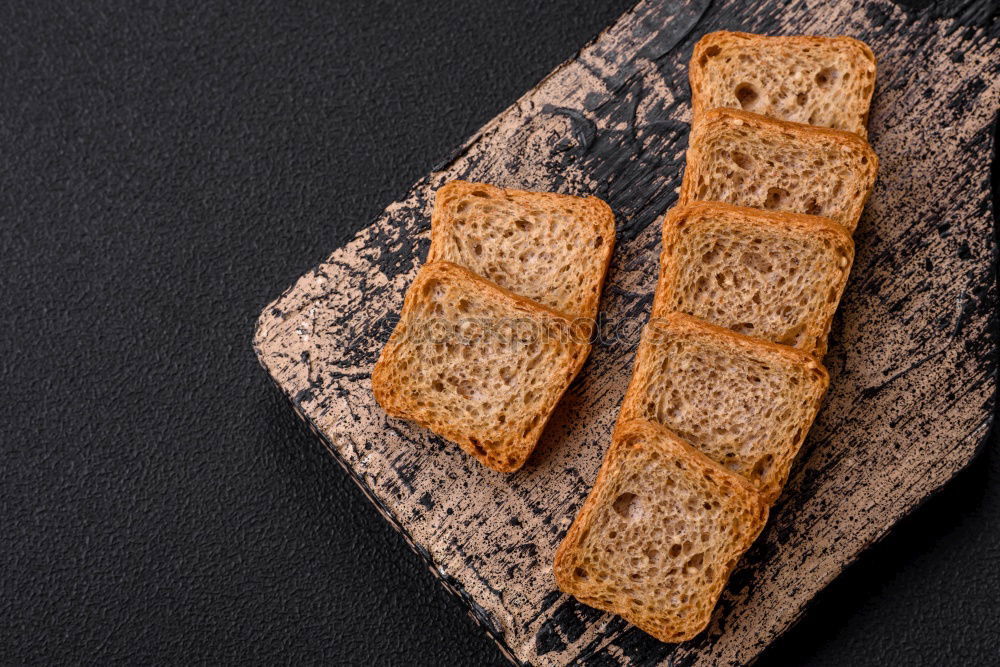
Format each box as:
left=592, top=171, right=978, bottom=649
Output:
left=253, top=0, right=998, bottom=664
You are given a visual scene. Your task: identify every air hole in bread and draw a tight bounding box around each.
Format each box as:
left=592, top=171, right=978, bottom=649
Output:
left=750, top=454, right=774, bottom=481
left=420, top=280, right=443, bottom=302
left=731, top=151, right=752, bottom=170
left=473, top=243, right=482, bottom=256
left=796, top=92, right=808, bottom=106
left=612, top=492, right=641, bottom=520
left=574, top=567, right=588, bottom=579
left=685, top=552, right=705, bottom=570
left=734, top=83, right=759, bottom=109
left=514, top=218, right=531, bottom=231
left=470, top=190, right=489, bottom=198
left=740, top=250, right=771, bottom=273
left=804, top=198, right=822, bottom=215
left=705, top=45, right=721, bottom=57
left=456, top=379, right=474, bottom=399
left=594, top=235, right=603, bottom=248
left=763, top=187, right=789, bottom=209
left=815, top=67, right=837, bottom=87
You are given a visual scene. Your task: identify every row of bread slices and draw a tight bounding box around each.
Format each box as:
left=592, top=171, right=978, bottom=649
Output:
left=554, top=32, right=878, bottom=642
left=372, top=32, right=878, bottom=643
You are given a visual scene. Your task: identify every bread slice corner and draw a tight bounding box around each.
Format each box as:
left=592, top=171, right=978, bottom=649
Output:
left=427, top=180, right=615, bottom=321
left=681, top=108, right=878, bottom=232
left=554, top=418, right=767, bottom=643
left=690, top=31, right=876, bottom=137
left=372, top=261, right=591, bottom=472
left=654, top=201, right=854, bottom=356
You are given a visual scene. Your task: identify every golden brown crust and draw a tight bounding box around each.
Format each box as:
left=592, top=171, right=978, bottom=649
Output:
left=689, top=31, right=876, bottom=137
left=427, top=180, right=616, bottom=322
left=372, top=261, right=591, bottom=472
left=653, top=202, right=855, bottom=357
left=680, top=108, right=879, bottom=232
left=617, top=313, right=828, bottom=503
left=645, top=312, right=831, bottom=377
left=554, top=419, right=768, bottom=642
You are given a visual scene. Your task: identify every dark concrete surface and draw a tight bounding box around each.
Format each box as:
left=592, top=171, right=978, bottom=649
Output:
left=1, top=1, right=996, bottom=664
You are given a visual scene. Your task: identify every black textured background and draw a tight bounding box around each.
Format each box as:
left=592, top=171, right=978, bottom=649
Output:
left=1, top=1, right=997, bottom=664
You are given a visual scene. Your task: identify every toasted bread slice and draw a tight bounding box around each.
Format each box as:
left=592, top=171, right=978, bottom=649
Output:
left=690, top=31, right=876, bottom=137
left=554, top=419, right=768, bottom=643
left=427, top=180, right=615, bottom=321
left=653, top=202, right=854, bottom=357
left=681, top=108, right=878, bottom=232
left=372, top=261, right=590, bottom=472
left=619, top=313, right=828, bottom=502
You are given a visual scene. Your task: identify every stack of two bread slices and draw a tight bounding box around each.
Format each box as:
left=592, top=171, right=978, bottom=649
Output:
left=555, top=32, right=879, bottom=642
left=372, top=181, right=616, bottom=472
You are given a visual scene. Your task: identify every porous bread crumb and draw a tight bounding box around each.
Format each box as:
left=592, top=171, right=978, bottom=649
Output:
left=681, top=108, right=878, bottom=232
left=428, top=180, right=615, bottom=321
left=372, top=261, right=590, bottom=472
left=619, top=313, right=828, bottom=502
left=554, top=419, right=768, bottom=642
left=690, top=31, right=877, bottom=137
left=655, top=202, right=854, bottom=357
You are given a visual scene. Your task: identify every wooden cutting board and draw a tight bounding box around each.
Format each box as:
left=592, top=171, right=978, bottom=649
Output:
left=254, top=0, right=998, bottom=664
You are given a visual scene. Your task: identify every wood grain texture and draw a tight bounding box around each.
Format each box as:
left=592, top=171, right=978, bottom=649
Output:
left=253, top=0, right=998, bottom=664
